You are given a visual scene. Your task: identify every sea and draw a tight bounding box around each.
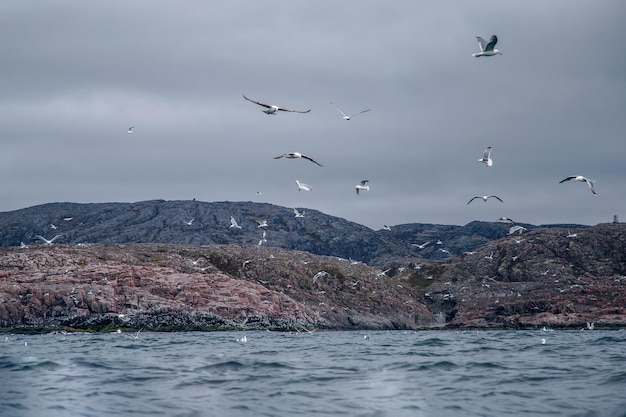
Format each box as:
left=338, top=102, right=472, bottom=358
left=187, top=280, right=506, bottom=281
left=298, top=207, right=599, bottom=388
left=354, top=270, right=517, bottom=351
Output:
left=1, top=329, right=625, bottom=417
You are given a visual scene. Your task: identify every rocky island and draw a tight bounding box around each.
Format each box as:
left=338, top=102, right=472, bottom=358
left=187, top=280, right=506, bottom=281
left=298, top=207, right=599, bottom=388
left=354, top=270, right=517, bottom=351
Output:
left=0, top=201, right=624, bottom=332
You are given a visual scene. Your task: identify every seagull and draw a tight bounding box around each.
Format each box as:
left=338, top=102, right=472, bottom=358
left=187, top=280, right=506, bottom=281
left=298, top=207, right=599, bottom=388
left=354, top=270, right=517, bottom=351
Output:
left=497, top=217, right=515, bottom=223
left=50, top=224, right=57, bottom=230
left=20, top=242, right=29, bottom=249
left=128, top=127, right=135, bottom=134
left=243, top=94, right=311, bottom=115
left=330, top=102, right=371, bottom=120
left=478, top=147, right=493, bottom=167
left=559, top=175, right=597, bottom=195
left=567, top=230, right=579, bottom=238
left=294, top=208, right=305, bottom=218
left=312, top=271, right=329, bottom=283
left=296, top=180, right=313, bottom=192
left=355, top=180, right=370, bottom=195
left=34, top=235, right=64, bottom=245
left=274, top=152, right=323, bottom=167
left=411, top=241, right=430, bottom=249
left=128, top=329, right=142, bottom=340
left=382, top=225, right=392, bottom=231
left=229, top=216, right=242, bottom=229
left=473, top=35, right=502, bottom=57
left=183, top=218, right=195, bottom=226
left=257, top=220, right=268, bottom=228
left=258, top=231, right=267, bottom=246
left=467, top=195, right=503, bottom=205
left=63, top=217, right=73, bottom=221
left=508, top=225, right=527, bottom=235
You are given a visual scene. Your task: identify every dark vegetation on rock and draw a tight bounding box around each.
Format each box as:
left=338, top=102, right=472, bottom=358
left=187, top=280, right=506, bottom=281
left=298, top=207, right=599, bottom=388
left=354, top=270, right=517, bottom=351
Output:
left=0, top=200, right=623, bottom=332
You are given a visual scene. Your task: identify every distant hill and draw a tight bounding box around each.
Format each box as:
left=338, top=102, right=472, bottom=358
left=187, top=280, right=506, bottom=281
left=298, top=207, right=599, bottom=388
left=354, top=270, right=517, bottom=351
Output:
left=0, top=200, right=588, bottom=265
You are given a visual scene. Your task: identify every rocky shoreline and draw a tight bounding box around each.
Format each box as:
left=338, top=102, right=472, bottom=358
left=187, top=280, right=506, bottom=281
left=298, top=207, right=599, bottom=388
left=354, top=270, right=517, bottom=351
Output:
left=2, top=222, right=625, bottom=333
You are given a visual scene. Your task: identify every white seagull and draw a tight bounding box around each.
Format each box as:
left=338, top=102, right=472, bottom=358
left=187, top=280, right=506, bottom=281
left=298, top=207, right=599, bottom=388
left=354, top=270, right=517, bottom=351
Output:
left=508, top=225, right=527, bottom=235
left=294, top=208, right=305, bottom=218
left=274, top=152, right=323, bottom=167
left=559, top=175, right=597, bottom=195
left=183, top=218, right=194, bottom=226
left=34, top=234, right=64, bottom=245
left=473, top=35, right=502, bottom=57
left=467, top=195, right=503, bottom=205
left=497, top=217, right=515, bottom=223
left=128, top=127, right=135, bottom=134
left=296, top=180, right=313, bottom=192
left=412, top=241, right=430, bottom=249
left=229, top=216, right=242, bottom=229
left=478, top=147, right=493, bottom=167
left=258, top=231, right=267, bottom=246
left=257, top=220, right=268, bottom=228
left=243, top=94, right=311, bottom=115
left=330, top=102, right=371, bottom=120
left=355, top=180, right=370, bottom=195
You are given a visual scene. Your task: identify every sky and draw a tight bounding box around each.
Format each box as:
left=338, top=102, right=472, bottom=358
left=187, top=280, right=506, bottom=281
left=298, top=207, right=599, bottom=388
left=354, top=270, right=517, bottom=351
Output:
left=1, top=1, right=624, bottom=229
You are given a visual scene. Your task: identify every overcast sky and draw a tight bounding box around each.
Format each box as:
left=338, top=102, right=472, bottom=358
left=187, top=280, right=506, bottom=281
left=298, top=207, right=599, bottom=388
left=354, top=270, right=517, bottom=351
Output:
left=1, top=1, right=624, bottom=229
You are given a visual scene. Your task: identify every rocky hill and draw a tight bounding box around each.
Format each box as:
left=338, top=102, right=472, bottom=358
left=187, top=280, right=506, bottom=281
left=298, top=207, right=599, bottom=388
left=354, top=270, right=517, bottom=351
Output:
left=0, top=200, right=588, bottom=265
left=1, top=201, right=623, bottom=332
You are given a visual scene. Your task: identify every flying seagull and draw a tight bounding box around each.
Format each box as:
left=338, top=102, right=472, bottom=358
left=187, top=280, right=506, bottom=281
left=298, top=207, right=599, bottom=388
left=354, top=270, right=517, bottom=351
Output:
left=296, top=180, right=313, bottom=192
left=497, top=217, right=515, bottom=223
left=183, top=218, right=194, bottom=226
left=257, top=220, right=268, bottom=228
left=473, top=35, right=502, bottom=57
left=508, top=225, right=527, bottom=235
left=478, top=147, right=493, bottom=166
left=294, top=208, right=305, bottom=218
left=127, top=127, right=135, bottom=134
left=243, top=94, right=311, bottom=115
left=411, top=241, right=430, bottom=249
left=229, top=216, right=242, bottom=229
left=330, top=102, right=371, bottom=120
left=467, top=195, right=503, bottom=205
left=33, top=234, right=64, bottom=245
left=355, top=180, right=370, bottom=195
left=274, top=152, right=323, bottom=166
left=559, top=175, right=597, bottom=195
left=258, top=231, right=267, bottom=246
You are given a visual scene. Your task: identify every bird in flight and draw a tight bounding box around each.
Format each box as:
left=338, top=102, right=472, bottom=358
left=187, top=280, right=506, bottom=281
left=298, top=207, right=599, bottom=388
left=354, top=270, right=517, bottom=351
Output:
left=330, top=102, right=371, bottom=120
left=274, top=152, right=323, bottom=166
left=355, top=180, right=370, bottom=195
left=243, top=94, right=311, bottom=115
left=478, top=147, right=493, bottom=167
left=294, top=208, right=305, bottom=218
left=128, top=127, right=135, bottom=134
left=229, top=216, right=242, bottom=229
left=411, top=241, right=430, bottom=249
left=473, top=35, right=502, bottom=57
left=296, top=180, right=313, bottom=192
left=559, top=175, right=597, bottom=195
left=33, top=235, right=64, bottom=245
left=467, top=195, right=503, bottom=205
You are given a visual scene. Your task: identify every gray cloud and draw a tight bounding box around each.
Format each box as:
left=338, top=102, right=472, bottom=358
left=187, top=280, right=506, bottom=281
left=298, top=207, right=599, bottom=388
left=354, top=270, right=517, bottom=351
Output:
left=1, top=1, right=624, bottom=229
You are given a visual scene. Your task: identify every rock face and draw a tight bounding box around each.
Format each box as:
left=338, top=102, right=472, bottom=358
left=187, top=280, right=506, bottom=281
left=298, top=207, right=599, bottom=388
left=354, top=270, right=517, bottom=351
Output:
left=402, top=223, right=626, bottom=329
left=0, top=244, right=436, bottom=332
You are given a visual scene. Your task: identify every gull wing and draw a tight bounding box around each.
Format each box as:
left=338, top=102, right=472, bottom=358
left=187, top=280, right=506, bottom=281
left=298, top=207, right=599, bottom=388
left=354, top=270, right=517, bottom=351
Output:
left=585, top=179, right=597, bottom=195
left=360, top=180, right=369, bottom=186
left=467, top=196, right=480, bottom=205
left=485, top=35, right=498, bottom=52
left=301, top=154, right=323, bottom=167
left=483, top=147, right=492, bottom=159
left=559, top=176, right=577, bottom=184
left=476, top=36, right=488, bottom=52
left=243, top=94, right=273, bottom=109
left=349, top=109, right=371, bottom=118
left=278, top=106, right=311, bottom=113
left=330, top=102, right=348, bottom=118
left=489, top=195, right=504, bottom=203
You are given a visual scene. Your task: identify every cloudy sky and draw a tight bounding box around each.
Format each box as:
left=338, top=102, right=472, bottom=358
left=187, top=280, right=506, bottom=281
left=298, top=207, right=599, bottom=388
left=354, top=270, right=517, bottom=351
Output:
left=1, top=1, right=624, bottom=229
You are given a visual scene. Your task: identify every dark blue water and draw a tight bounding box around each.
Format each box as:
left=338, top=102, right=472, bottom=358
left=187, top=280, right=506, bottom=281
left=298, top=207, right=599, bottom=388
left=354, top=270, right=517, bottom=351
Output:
left=1, top=330, right=625, bottom=417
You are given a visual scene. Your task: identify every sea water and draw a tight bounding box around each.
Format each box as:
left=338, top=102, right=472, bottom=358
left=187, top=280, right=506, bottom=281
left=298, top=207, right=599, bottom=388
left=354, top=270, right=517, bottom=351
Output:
left=1, top=330, right=625, bottom=417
